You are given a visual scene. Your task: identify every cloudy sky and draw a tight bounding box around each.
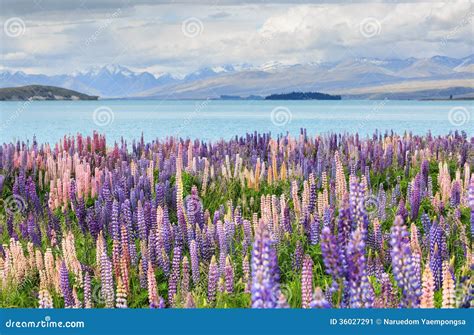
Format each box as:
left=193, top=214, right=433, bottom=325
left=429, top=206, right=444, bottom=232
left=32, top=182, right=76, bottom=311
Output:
left=0, top=0, right=472, bottom=75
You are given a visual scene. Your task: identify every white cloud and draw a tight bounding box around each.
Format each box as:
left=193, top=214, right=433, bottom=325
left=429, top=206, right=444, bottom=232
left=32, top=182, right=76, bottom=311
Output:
left=0, top=1, right=472, bottom=75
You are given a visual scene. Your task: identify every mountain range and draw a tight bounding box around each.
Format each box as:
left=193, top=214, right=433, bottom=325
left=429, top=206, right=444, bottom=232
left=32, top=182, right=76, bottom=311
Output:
left=1, top=55, right=473, bottom=99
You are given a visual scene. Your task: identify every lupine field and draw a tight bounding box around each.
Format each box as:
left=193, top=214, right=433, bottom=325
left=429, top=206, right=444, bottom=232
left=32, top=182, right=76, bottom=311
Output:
left=0, top=130, right=472, bottom=309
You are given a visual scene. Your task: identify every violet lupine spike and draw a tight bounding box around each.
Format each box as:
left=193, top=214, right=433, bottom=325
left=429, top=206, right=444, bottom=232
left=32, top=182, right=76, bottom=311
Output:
left=396, top=198, right=408, bottom=222
left=301, top=255, right=313, bottom=308
left=59, top=261, right=74, bottom=308
left=84, top=271, right=92, bottom=308
left=321, top=226, right=343, bottom=291
left=251, top=220, right=282, bottom=308
left=450, top=180, right=461, bottom=208
left=225, top=256, right=234, bottom=294
left=137, top=201, right=147, bottom=241
left=0, top=174, right=4, bottom=195
left=390, top=215, right=422, bottom=308
left=377, top=273, right=398, bottom=308
left=160, top=248, right=170, bottom=277
left=100, top=251, right=115, bottom=308
left=168, top=245, right=181, bottom=305
left=242, top=219, right=252, bottom=253
left=207, top=255, right=219, bottom=304
left=292, top=241, right=304, bottom=272
left=410, top=174, right=421, bottom=221
left=309, top=216, right=320, bottom=245
left=429, top=221, right=443, bottom=290
left=190, top=240, right=200, bottom=286
left=469, top=178, right=474, bottom=237
left=346, top=228, right=373, bottom=308
left=310, top=287, right=331, bottom=308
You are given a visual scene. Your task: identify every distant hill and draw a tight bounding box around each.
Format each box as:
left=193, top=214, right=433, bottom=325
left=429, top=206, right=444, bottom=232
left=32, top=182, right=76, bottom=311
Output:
left=265, top=91, right=341, bottom=100
left=0, top=85, right=98, bottom=101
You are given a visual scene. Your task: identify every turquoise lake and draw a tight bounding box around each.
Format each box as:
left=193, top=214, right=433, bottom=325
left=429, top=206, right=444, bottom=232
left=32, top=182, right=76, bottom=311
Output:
left=0, top=99, right=472, bottom=144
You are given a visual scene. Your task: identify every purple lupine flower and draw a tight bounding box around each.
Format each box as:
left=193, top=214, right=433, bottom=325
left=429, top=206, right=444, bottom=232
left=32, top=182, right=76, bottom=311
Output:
left=111, top=200, right=120, bottom=241
left=309, top=216, right=320, bottom=245
left=321, top=226, right=343, bottom=289
left=410, top=174, right=421, bottom=221
left=396, top=198, right=408, bottom=222
left=429, top=221, right=443, bottom=290
left=84, top=271, right=92, bottom=308
left=139, top=255, right=148, bottom=289
left=378, top=273, right=398, bottom=308
left=251, top=220, right=282, bottom=308
left=346, top=228, right=373, bottom=308
left=216, top=220, right=227, bottom=278
left=59, top=261, right=74, bottom=308
left=292, top=241, right=304, bottom=272
left=75, top=198, right=87, bottom=233
left=0, top=175, right=5, bottom=195
left=450, top=180, right=461, bottom=207
left=100, top=251, right=115, bottom=308
left=468, top=178, right=474, bottom=237
left=301, top=255, right=313, bottom=308
left=225, top=256, right=234, bottom=294
left=6, top=214, right=13, bottom=239
left=155, top=183, right=165, bottom=208
left=177, top=206, right=187, bottom=247
left=190, top=240, right=200, bottom=285
left=168, top=245, right=181, bottom=305
left=137, top=201, right=147, bottom=240
left=390, top=215, right=421, bottom=307
left=242, top=219, right=252, bottom=253
left=147, top=233, right=156, bottom=267
left=207, top=255, right=219, bottom=304
left=310, top=287, right=331, bottom=308
left=160, top=248, right=170, bottom=277
left=26, top=213, right=41, bottom=246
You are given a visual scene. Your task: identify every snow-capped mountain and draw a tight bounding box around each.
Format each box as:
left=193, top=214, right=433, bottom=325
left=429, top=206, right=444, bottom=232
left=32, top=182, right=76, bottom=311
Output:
left=1, top=55, right=473, bottom=99
left=0, top=65, right=180, bottom=98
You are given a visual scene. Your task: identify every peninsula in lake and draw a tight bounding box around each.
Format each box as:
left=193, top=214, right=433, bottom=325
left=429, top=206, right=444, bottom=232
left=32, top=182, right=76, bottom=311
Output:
left=0, top=85, right=99, bottom=101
